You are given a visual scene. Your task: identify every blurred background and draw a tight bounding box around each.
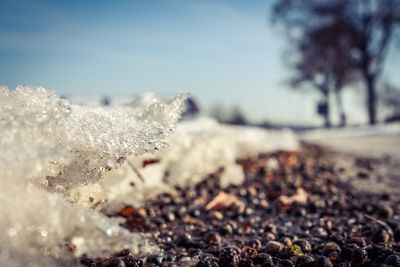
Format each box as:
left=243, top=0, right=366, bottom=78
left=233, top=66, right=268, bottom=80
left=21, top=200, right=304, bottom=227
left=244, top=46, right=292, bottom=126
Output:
left=1, top=0, right=400, bottom=129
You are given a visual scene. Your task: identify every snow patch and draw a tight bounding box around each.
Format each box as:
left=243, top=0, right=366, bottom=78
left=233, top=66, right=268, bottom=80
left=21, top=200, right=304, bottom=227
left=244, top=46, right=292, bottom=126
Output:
left=0, top=86, right=185, bottom=266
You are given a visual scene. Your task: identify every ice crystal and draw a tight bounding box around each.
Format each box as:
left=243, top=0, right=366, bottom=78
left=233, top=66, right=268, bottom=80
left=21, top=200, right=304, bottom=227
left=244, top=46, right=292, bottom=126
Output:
left=0, top=86, right=186, bottom=266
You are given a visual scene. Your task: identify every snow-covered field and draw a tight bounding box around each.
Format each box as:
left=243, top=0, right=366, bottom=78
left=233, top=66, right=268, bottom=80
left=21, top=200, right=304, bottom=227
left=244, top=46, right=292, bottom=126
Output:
left=301, top=123, right=400, bottom=158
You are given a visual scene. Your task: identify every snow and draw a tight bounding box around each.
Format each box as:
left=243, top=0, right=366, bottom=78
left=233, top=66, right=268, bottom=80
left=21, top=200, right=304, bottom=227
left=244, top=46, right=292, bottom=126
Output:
left=301, top=123, right=400, bottom=140
left=300, top=123, right=400, bottom=158
left=0, top=86, right=185, bottom=266
left=0, top=86, right=299, bottom=266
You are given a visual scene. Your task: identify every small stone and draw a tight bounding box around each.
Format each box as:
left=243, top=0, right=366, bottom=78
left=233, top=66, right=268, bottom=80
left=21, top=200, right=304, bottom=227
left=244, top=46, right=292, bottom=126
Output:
left=180, top=257, right=192, bottom=263
left=325, top=220, right=333, bottom=231
left=247, top=239, right=262, bottom=250
left=293, top=239, right=312, bottom=254
left=280, top=259, right=294, bottom=267
left=123, top=255, right=140, bottom=267
left=163, top=254, right=176, bottom=262
left=221, top=223, right=234, bottom=235
left=378, top=205, right=394, bottom=219
left=252, top=253, right=273, bottom=267
left=177, top=232, right=193, bottom=246
left=183, top=215, right=199, bottom=225
left=146, top=255, right=163, bottom=265
left=295, top=255, right=314, bottom=267
left=137, top=208, right=148, bottom=218
left=265, top=232, right=276, bottom=241
left=164, top=212, right=175, bottom=222
left=352, top=247, right=368, bottom=264
left=196, top=256, right=219, bottom=267
left=265, top=241, right=284, bottom=254
left=281, top=237, right=292, bottom=247
left=205, top=232, right=222, bottom=245
left=219, top=246, right=240, bottom=266
left=349, top=237, right=366, bottom=247
left=323, top=242, right=341, bottom=254
left=242, top=246, right=257, bottom=259
left=108, top=258, right=126, bottom=267
left=211, top=211, right=224, bottom=221
left=372, top=228, right=391, bottom=244
left=314, top=256, right=333, bottom=267
left=247, top=186, right=257, bottom=197
left=285, top=244, right=303, bottom=256
left=385, top=253, right=400, bottom=266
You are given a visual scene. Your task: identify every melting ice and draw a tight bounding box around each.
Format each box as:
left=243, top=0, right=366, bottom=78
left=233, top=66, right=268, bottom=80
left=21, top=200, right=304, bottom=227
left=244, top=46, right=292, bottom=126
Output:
left=0, top=86, right=186, bottom=266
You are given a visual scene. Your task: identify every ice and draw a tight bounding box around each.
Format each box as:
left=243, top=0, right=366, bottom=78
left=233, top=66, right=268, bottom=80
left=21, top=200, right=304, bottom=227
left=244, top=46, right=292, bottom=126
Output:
left=42, top=91, right=186, bottom=193
left=0, top=86, right=185, bottom=266
left=102, top=117, right=299, bottom=206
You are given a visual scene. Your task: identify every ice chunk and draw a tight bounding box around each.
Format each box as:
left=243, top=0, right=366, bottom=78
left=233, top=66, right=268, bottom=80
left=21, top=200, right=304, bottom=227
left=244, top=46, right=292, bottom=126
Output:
left=0, top=86, right=185, bottom=266
left=42, top=91, right=186, bottom=193
left=0, top=184, right=156, bottom=267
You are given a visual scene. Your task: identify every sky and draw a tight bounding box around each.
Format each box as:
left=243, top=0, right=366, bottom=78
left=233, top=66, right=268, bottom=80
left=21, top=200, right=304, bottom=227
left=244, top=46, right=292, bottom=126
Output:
left=1, top=0, right=399, bottom=125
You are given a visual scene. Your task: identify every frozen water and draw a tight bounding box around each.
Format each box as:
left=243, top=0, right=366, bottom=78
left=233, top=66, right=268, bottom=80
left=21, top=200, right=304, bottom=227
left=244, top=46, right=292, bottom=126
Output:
left=0, top=86, right=185, bottom=266
left=43, top=91, right=186, bottom=193
left=102, top=117, right=299, bottom=206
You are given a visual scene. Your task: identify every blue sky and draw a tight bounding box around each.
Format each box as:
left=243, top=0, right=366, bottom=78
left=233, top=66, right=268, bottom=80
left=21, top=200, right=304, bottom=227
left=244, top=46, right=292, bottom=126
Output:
left=1, top=0, right=399, bottom=125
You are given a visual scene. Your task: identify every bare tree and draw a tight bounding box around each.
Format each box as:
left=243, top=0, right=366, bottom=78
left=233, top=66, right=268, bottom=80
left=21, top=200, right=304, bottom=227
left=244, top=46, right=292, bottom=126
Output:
left=273, top=0, right=400, bottom=125
left=291, top=20, right=359, bottom=127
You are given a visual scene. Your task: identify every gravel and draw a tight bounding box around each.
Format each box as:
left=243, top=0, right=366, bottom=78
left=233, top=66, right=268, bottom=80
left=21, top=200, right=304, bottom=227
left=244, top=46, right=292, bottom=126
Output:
left=81, top=144, right=400, bottom=267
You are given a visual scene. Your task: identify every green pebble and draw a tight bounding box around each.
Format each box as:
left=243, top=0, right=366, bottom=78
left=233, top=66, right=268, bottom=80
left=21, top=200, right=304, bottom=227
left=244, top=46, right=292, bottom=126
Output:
left=286, top=244, right=304, bottom=256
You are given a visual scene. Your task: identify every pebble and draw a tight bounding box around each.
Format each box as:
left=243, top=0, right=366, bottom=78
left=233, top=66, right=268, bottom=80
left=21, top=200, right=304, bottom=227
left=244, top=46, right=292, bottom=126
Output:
left=285, top=244, right=303, bottom=256
left=296, top=255, right=314, bottom=267
left=146, top=255, right=163, bottom=265
left=372, top=228, right=391, bottom=244
left=352, top=247, right=368, bottom=264
left=205, top=232, right=222, bottom=245
left=247, top=239, right=262, bottom=250
left=280, top=259, right=295, bottom=267
left=211, top=211, right=224, bottom=221
left=385, top=253, right=400, bottom=266
left=252, top=253, right=273, bottom=267
left=265, top=241, right=284, bottom=254
left=219, top=246, right=240, bottom=267
left=314, top=255, right=333, bottom=267
left=108, top=258, right=126, bottom=267
left=323, top=242, right=341, bottom=254
left=293, top=239, right=312, bottom=254
left=196, top=256, right=219, bottom=267
left=378, top=205, right=394, bottom=219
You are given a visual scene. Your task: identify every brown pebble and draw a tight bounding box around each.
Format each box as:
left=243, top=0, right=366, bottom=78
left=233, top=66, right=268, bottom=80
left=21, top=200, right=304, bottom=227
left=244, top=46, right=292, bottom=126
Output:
left=265, top=241, right=283, bottom=254
left=211, top=211, right=224, bottom=221
left=378, top=205, right=393, bottom=219
left=323, top=242, right=341, bottom=255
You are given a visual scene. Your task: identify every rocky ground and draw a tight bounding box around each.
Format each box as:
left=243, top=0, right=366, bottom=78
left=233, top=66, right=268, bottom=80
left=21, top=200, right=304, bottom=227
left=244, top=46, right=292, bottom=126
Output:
left=81, top=144, right=400, bottom=267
